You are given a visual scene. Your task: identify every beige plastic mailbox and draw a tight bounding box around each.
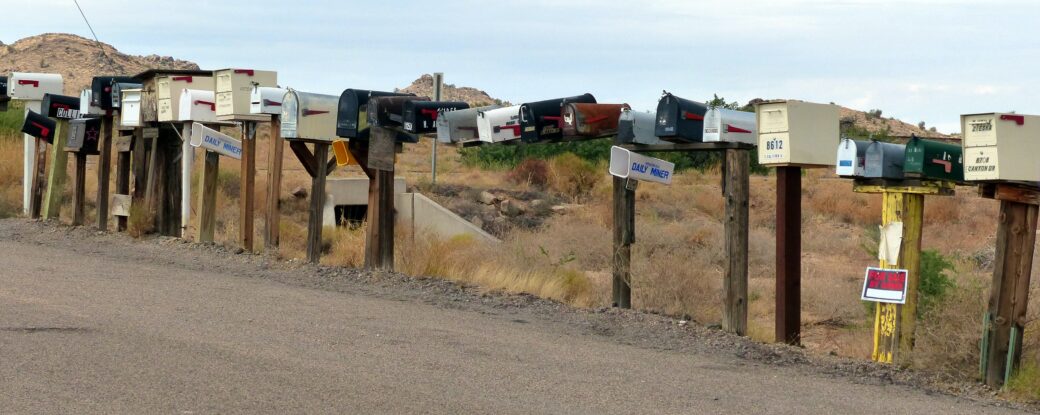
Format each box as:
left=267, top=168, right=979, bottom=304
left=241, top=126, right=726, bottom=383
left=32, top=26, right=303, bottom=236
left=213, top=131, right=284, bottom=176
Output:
left=756, top=100, right=839, bottom=167
left=961, top=112, right=1040, bottom=182
left=215, top=68, right=277, bottom=120
left=178, top=89, right=217, bottom=122
left=280, top=90, right=338, bottom=142
left=120, top=88, right=144, bottom=128
left=9, top=72, right=63, bottom=100
left=156, top=74, right=213, bottom=122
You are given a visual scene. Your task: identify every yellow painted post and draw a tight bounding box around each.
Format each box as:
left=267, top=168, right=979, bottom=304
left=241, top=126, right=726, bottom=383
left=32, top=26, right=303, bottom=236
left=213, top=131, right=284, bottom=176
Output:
left=42, top=120, right=69, bottom=219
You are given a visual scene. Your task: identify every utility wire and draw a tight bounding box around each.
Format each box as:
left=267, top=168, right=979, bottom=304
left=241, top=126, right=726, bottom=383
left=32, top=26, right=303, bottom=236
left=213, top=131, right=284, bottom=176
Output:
left=72, top=0, right=114, bottom=67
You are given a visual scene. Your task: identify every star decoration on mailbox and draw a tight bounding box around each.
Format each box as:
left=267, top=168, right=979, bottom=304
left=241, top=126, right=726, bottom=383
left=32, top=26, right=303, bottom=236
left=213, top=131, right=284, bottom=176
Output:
left=85, top=127, right=99, bottom=143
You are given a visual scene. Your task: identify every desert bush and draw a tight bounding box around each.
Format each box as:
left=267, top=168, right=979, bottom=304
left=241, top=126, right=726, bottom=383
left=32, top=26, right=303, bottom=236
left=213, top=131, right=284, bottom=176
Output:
left=127, top=203, right=156, bottom=238
left=507, top=158, right=549, bottom=188
left=548, top=153, right=599, bottom=201
left=918, top=250, right=955, bottom=316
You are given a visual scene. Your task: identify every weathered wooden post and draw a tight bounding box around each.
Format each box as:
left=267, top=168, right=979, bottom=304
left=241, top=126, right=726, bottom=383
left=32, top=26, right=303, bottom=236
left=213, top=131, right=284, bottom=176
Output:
left=66, top=117, right=103, bottom=226
left=9, top=73, right=63, bottom=215
left=251, top=86, right=289, bottom=250
left=364, top=126, right=397, bottom=270
left=723, top=148, right=750, bottom=334
left=189, top=123, right=244, bottom=243
left=110, top=80, right=142, bottom=232
left=39, top=93, right=79, bottom=219
left=19, top=110, right=56, bottom=219
left=90, top=76, right=139, bottom=230
left=611, top=166, right=635, bottom=309
left=755, top=99, right=840, bottom=344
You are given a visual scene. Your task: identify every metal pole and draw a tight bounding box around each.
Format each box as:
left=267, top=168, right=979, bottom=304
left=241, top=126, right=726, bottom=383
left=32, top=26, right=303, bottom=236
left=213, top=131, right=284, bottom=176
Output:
left=431, top=72, right=443, bottom=185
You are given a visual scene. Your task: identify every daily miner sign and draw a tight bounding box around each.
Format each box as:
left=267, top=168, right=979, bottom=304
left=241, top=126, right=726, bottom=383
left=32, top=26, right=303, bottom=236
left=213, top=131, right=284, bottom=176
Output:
left=608, top=145, right=675, bottom=185
left=189, top=122, right=242, bottom=160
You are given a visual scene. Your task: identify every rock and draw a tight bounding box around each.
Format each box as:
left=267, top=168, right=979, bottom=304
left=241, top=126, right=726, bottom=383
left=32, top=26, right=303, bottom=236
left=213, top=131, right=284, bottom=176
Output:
left=477, top=191, right=497, bottom=205
left=499, top=199, right=525, bottom=217
left=291, top=187, right=308, bottom=199
left=550, top=203, right=581, bottom=213
left=469, top=216, right=484, bottom=228
left=530, top=199, right=545, bottom=209
left=678, top=320, right=689, bottom=327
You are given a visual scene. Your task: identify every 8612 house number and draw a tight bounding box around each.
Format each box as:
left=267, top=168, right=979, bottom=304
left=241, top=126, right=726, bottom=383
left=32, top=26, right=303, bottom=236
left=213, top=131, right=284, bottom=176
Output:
left=765, top=138, right=785, bottom=150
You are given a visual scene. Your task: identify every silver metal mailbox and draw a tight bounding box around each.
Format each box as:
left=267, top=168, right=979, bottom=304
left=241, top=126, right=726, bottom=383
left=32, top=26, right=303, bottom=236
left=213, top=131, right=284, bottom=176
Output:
left=436, top=105, right=501, bottom=144
left=281, top=90, right=339, bottom=142
left=617, top=108, right=665, bottom=145
left=863, top=141, right=906, bottom=179
left=703, top=107, right=756, bottom=144
left=835, top=138, right=869, bottom=177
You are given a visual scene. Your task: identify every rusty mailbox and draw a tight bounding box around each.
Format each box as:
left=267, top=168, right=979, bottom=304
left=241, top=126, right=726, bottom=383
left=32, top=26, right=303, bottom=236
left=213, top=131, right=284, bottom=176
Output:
left=835, top=138, right=869, bottom=177
left=561, top=103, right=629, bottom=138
left=864, top=141, right=906, bottom=179
left=402, top=100, right=469, bottom=134
left=21, top=110, right=56, bottom=143
left=654, top=92, right=708, bottom=142
left=436, top=105, right=501, bottom=144
left=519, top=93, right=597, bottom=143
left=42, top=93, right=80, bottom=120
left=961, top=112, right=1040, bottom=182
left=477, top=105, right=523, bottom=143
left=66, top=117, right=102, bottom=154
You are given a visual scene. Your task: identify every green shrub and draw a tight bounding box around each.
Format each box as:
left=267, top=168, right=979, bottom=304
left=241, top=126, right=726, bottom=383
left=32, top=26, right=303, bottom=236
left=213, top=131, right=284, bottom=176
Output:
left=918, top=249, right=955, bottom=316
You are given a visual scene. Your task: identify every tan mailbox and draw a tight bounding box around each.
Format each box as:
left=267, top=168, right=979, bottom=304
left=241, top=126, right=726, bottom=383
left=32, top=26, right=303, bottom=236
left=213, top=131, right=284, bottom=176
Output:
left=9, top=72, right=63, bottom=101
left=961, top=112, right=1040, bottom=182
left=281, top=90, right=338, bottom=142
left=214, top=68, right=277, bottom=121
left=156, top=74, right=213, bottom=122
left=756, top=100, right=839, bottom=167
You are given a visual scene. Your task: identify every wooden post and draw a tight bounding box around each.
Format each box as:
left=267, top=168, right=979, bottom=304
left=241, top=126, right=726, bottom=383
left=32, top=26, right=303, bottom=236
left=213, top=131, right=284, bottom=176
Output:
left=364, top=127, right=397, bottom=270
left=96, top=115, right=113, bottom=231
left=240, top=121, right=257, bottom=251
left=196, top=151, right=219, bottom=243
left=306, top=143, right=330, bottom=264
left=130, top=127, right=150, bottom=228
left=115, top=130, right=134, bottom=232
left=264, top=116, right=284, bottom=250
left=29, top=138, right=47, bottom=219
left=42, top=120, right=69, bottom=220
left=612, top=175, right=635, bottom=308
left=983, top=196, right=1039, bottom=387
left=157, top=127, right=182, bottom=237
left=71, top=153, right=87, bottom=226
left=722, top=149, right=750, bottom=336
left=775, top=166, right=802, bottom=344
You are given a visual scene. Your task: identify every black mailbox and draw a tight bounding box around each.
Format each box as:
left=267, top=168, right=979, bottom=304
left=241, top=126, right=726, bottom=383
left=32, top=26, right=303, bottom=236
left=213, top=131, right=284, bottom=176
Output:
left=368, top=95, right=430, bottom=128
left=654, top=92, right=708, bottom=142
left=0, top=76, right=8, bottom=112
left=91, top=76, right=138, bottom=109
left=42, top=93, right=81, bottom=119
left=336, top=89, right=413, bottom=138
left=402, top=100, right=469, bottom=134
left=22, top=110, right=57, bottom=143
left=66, top=117, right=102, bottom=154
left=519, top=93, right=596, bottom=143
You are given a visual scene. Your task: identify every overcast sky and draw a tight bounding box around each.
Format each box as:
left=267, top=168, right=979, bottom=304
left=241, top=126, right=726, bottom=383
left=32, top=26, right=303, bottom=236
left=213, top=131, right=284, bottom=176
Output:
left=8, top=0, right=1039, bottom=133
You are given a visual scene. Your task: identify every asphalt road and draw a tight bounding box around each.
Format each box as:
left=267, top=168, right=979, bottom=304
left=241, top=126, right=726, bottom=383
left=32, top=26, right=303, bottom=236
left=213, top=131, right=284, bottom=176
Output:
left=0, top=221, right=1028, bottom=414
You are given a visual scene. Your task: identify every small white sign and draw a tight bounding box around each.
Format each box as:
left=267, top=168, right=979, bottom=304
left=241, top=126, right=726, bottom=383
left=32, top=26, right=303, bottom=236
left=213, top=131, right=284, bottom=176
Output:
left=190, top=122, right=242, bottom=160
left=860, top=267, right=909, bottom=304
left=608, top=146, right=675, bottom=185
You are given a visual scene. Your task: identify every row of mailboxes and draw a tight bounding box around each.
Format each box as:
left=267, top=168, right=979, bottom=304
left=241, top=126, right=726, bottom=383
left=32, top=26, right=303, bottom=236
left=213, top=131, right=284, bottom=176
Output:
left=91, top=76, right=138, bottom=110
left=9, top=73, right=63, bottom=101
left=435, top=105, right=501, bottom=144
left=836, top=137, right=965, bottom=182
left=519, top=93, right=597, bottom=143
left=215, top=68, right=277, bottom=120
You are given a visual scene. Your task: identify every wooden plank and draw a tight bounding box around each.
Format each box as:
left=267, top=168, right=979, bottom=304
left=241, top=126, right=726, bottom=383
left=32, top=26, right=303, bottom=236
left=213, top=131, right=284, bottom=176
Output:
left=775, top=166, right=802, bottom=344
left=129, top=127, right=149, bottom=231
left=871, top=191, right=925, bottom=365
left=29, top=138, right=47, bottom=219
left=115, top=131, right=133, bottom=231
left=71, top=153, right=87, bottom=226
left=145, top=134, right=160, bottom=213
left=722, top=148, right=749, bottom=336
left=111, top=194, right=131, bottom=217
left=612, top=176, right=635, bottom=308
left=161, top=129, right=183, bottom=237
left=853, top=179, right=955, bottom=196
left=42, top=120, right=69, bottom=220
left=264, top=116, right=284, bottom=250
left=289, top=141, right=318, bottom=178
left=983, top=200, right=1038, bottom=387
left=196, top=151, right=219, bottom=243
left=367, top=127, right=396, bottom=171
left=306, top=143, right=330, bottom=263
left=619, top=141, right=755, bottom=152
left=96, top=116, right=113, bottom=231
left=364, top=127, right=397, bottom=270
left=240, top=121, right=257, bottom=252
left=993, top=184, right=1040, bottom=206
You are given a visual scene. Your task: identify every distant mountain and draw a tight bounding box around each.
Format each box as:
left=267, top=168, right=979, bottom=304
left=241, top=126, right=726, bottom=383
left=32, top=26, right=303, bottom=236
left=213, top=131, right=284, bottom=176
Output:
left=398, top=74, right=509, bottom=107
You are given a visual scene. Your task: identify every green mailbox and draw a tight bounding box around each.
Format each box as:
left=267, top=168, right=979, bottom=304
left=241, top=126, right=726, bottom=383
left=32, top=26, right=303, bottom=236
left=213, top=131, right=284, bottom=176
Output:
left=904, top=136, right=963, bottom=182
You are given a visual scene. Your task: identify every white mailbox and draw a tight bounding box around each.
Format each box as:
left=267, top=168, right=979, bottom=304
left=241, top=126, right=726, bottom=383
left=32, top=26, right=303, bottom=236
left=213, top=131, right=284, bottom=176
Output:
left=436, top=105, right=500, bottom=144
left=703, top=107, right=756, bottom=144
left=178, top=89, right=217, bottom=122
left=214, top=68, right=277, bottom=120
left=477, top=105, right=522, bottom=143
left=111, top=82, right=142, bottom=109
left=756, top=100, right=839, bottom=167
left=120, top=88, right=144, bottom=128
left=156, top=74, right=213, bottom=122
left=80, top=89, right=104, bottom=116
left=961, top=112, right=1040, bottom=182
left=250, top=86, right=287, bottom=115
left=280, top=90, right=338, bottom=142
left=835, top=138, right=869, bottom=177
left=9, top=72, right=63, bottom=101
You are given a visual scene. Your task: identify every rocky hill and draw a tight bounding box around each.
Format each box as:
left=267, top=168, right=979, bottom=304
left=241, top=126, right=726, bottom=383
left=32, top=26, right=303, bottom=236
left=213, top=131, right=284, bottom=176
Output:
left=837, top=107, right=951, bottom=140
left=0, top=33, right=198, bottom=95
left=397, top=74, right=508, bottom=107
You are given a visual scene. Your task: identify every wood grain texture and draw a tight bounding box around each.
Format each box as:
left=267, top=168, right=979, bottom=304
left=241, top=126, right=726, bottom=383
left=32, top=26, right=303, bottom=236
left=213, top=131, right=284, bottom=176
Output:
left=306, top=143, right=330, bottom=264
left=71, top=153, right=87, bottom=226
left=775, top=166, right=802, bottom=344
left=96, top=116, right=113, bottom=231
left=722, top=149, right=749, bottom=336
left=196, top=151, right=219, bottom=243
left=240, top=122, right=257, bottom=252
left=264, top=116, right=284, bottom=250
left=42, top=120, right=69, bottom=220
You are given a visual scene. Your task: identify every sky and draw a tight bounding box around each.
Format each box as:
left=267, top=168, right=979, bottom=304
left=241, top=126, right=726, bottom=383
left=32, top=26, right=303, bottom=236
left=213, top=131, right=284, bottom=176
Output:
left=6, top=0, right=1040, bottom=134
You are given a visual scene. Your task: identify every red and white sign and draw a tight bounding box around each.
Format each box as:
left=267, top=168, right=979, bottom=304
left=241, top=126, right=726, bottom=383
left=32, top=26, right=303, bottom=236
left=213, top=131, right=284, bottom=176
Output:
left=860, top=267, right=909, bottom=304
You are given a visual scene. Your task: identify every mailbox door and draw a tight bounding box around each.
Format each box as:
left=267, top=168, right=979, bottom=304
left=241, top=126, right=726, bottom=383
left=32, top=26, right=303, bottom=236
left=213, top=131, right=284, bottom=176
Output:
left=437, top=105, right=498, bottom=144
left=120, top=89, right=143, bottom=128
left=618, top=108, right=664, bottom=145
left=563, top=103, right=629, bottom=137
left=280, top=91, right=300, bottom=139
left=864, top=141, right=906, bottom=179
left=66, top=117, right=102, bottom=154
left=283, top=91, right=339, bottom=141
left=11, top=73, right=63, bottom=101
left=90, top=76, right=136, bottom=109
left=703, top=107, right=756, bottom=144
left=403, top=100, right=469, bottom=134
left=336, top=89, right=413, bottom=138
left=654, top=93, right=708, bottom=142
left=179, top=89, right=216, bottom=122
left=42, top=94, right=81, bottom=119
left=22, top=111, right=57, bottom=143
left=478, top=106, right=522, bottom=143
left=904, top=137, right=963, bottom=181
left=251, top=86, right=287, bottom=115
left=519, top=93, right=596, bottom=143
left=835, top=139, right=868, bottom=177
left=215, top=69, right=276, bottom=117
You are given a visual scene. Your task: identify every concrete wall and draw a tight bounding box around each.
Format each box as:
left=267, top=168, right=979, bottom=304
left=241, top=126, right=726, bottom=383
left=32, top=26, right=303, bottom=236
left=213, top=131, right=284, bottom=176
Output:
left=322, top=177, right=406, bottom=227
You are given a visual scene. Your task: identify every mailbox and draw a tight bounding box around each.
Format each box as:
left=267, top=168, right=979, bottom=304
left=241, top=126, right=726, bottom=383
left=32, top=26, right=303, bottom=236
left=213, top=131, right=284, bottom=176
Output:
left=617, top=108, right=665, bottom=145
left=250, top=86, right=287, bottom=115
left=561, top=103, right=629, bottom=137
left=336, top=89, right=413, bottom=138
left=21, top=110, right=56, bottom=143
left=703, top=107, right=756, bottom=144
left=80, top=89, right=103, bottom=116
left=9, top=72, right=63, bottom=101
left=90, top=76, right=137, bottom=109
left=119, top=88, right=144, bottom=128
left=519, top=93, right=597, bottom=143
left=904, top=136, right=963, bottom=182
left=436, top=105, right=501, bottom=144
left=66, top=117, right=102, bottom=154
left=214, top=68, right=277, bottom=120
left=835, top=138, right=869, bottom=177
left=654, top=92, right=708, bottom=142
left=281, top=90, right=339, bottom=142
left=157, top=74, right=213, bottom=122
left=41, top=93, right=80, bottom=119
left=961, top=112, right=1040, bottom=182
left=0, top=76, right=8, bottom=112
left=477, top=105, right=523, bottom=143
left=111, top=82, right=142, bottom=109
left=367, top=95, right=429, bottom=129
left=178, top=89, right=217, bottom=122
left=756, top=100, right=839, bottom=167
left=402, top=100, right=469, bottom=134
left=864, top=141, right=905, bottom=179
